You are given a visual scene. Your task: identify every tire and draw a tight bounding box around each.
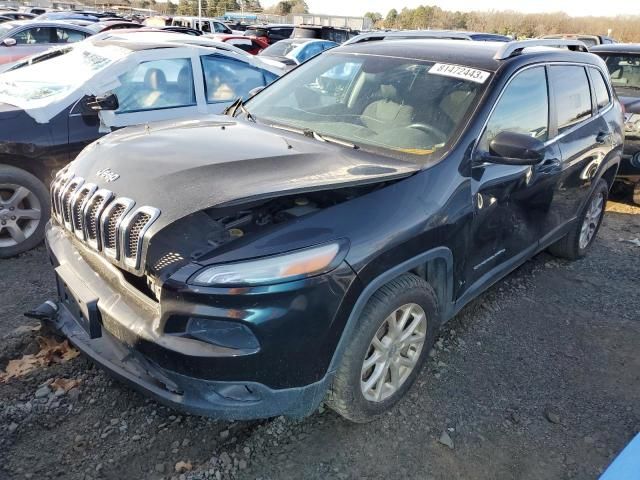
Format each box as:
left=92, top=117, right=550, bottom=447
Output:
left=326, top=273, right=439, bottom=423
left=0, top=165, right=50, bottom=258
left=548, top=179, right=608, bottom=260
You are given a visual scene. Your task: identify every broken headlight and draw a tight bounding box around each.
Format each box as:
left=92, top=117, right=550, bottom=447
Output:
left=189, top=242, right=346, bottom=287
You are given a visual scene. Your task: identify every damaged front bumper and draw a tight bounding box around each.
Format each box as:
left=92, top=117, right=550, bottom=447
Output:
left=49, top=304, right=329, bottom=419
left=43, top=223, right=354, bottom=420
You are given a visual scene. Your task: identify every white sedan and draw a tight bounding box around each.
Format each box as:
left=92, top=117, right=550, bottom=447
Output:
left=0, top=31, right=285, bottom=129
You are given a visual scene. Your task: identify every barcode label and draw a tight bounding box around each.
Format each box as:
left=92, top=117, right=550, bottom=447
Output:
left=429, top=63, right=490, bottom=84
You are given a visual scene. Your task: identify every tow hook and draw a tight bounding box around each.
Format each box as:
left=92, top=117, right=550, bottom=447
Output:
left=24, top=300, right=59, bottom=322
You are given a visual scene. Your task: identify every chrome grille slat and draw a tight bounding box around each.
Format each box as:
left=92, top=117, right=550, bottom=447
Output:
left=121, top=207, right=160, bottom=270
left=100, top=197, right=135, bottom=261
left=52, top=173, right=160, bottom=275
left=61, top=177, right=84, bottom=231
left=83, top=189, right=114, bottom=251
left=126, top=213, right=151, bottom=258
left=71, top=183, right=97, bottom=240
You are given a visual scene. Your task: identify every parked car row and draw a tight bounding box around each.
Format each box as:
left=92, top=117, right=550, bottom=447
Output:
left=10, top=36, right=624, bottom=423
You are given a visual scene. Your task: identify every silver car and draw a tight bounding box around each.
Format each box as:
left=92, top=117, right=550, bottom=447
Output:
left=0, top=20, right=93, bottom=65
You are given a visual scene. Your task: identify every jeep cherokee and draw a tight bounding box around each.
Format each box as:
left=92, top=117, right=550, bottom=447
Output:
left=39, top=39, right=623, bottom=422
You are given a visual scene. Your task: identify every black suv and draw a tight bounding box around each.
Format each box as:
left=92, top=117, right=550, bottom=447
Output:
left=592, top=43, right=640, bottom=204
left=40, top=39, right=623, bottom=422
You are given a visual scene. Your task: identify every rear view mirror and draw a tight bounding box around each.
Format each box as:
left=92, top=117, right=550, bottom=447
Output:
left=2, top=38, right=16, bottom=47
left=483, top=131, right=545, bottom=165
left=82, top=93, right=119, bottom=114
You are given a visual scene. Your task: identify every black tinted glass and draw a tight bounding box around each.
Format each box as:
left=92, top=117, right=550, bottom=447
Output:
left=550, top=66, right=592, bottom=131
left=480, top=67, right=548, bottom=151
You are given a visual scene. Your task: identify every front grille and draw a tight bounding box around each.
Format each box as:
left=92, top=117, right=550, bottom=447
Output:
left=52, top=173, right=160, bottom=275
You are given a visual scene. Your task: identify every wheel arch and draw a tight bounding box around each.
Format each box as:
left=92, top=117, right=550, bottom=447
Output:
left=0, top=155, right=51, bottom=186
left=600, top=159, right=620, bottom=190
left=328, top=247, right=454, bottom=375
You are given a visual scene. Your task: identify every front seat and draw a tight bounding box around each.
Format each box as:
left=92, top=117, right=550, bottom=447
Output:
left=140, top=68, right=167, bottom=108
left=361, top=84, right=414, bottom=134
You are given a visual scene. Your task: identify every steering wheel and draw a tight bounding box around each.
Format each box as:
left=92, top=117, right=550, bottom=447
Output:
left=407, top=123, right=448, bottom=144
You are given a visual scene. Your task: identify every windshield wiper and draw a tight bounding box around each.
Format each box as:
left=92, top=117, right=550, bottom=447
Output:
left=223, top=97, right=255, bottom=122
left=268, top=123, right=359, bottom=149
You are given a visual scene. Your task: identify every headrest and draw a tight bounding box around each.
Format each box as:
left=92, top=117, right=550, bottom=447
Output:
left=144, top=68, right=167, bottom=90
left=379, top=84, right=398, bottom=101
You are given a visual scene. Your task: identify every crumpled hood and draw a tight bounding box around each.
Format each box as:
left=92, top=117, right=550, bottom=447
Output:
left=69, top=116, right=419, bottom=235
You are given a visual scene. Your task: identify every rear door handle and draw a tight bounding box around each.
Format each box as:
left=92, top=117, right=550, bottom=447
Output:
left=596, top=131, right=611, bottom=144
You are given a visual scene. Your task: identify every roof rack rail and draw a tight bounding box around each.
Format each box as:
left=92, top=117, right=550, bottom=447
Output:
left=494, top=39, right=588, bottom=60
left=344, top=30, right=471, bottom=46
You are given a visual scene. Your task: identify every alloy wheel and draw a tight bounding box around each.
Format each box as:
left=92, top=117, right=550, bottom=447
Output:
left=360, top=303, right=427, bottom=402
left=0, top=183, right=42, bottom=248
left=579, top=192, right=604, bottom=250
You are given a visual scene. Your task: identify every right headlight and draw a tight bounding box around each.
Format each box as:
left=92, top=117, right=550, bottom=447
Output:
left=189, top=242, right=347, bottom=287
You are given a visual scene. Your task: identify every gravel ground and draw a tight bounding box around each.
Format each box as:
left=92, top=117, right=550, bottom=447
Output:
left=1, top=200, right=638, bottom=480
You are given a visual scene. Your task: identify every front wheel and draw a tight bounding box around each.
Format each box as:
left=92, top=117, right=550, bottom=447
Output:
left=0, top=165, right=49, bottom=258
left=326, top=273, right=439, bottom=423
left=548, top=179, right=608, bottom=260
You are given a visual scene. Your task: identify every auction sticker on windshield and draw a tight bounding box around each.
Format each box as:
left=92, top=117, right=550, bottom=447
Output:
left=429, top=63, right=490, bottom=84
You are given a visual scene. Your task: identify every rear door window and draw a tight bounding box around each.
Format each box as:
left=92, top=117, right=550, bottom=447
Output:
left=549, top=66, right=592, bottom=131
left=479, top=67, right=549, bottom=151
left=55, top=28, right=88, bottom=44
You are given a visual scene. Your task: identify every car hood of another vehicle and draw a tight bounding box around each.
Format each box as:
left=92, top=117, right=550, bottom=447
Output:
left=68, top=115, right=419, bottom=236
left=619, top=95, right=640, bottom=114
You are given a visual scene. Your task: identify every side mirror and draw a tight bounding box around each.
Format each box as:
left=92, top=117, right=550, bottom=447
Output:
left=248, top=86, right=265, bottom=98
left=2, top=38, right=16, bottom=47
left=482, top=131, right=545, bottom=165
left=82, top=93, right=119, bottom=114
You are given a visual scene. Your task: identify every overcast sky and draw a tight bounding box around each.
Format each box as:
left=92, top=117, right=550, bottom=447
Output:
left=260, top=0, right=640, bottom=17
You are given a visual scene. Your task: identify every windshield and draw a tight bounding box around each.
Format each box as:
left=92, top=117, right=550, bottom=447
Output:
left=247, top=52, right=488, bottom=160
left=600, top=54, right=640, bottom=96
left=0, top=43, right=128, bottom=103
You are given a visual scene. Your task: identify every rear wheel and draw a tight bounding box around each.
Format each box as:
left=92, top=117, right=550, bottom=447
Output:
left=548, top=179, right=608, bottom=260
left=0, top=165, right=49, bottom=258
left=327, top=274, right=438, bottom=423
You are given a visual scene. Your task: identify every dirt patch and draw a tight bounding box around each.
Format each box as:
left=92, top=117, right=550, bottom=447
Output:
left=1, top=201, right=639, bottom=480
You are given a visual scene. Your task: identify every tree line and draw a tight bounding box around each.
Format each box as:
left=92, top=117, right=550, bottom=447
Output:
left=365, top=5, right=640, bottom=42
left=263, top=0, right=308, bottom=15
left=173, top=0, right=262, bottom=17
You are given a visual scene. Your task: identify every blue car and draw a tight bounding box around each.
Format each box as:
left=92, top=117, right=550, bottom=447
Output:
left=258, top=38, right=337, bottom=70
